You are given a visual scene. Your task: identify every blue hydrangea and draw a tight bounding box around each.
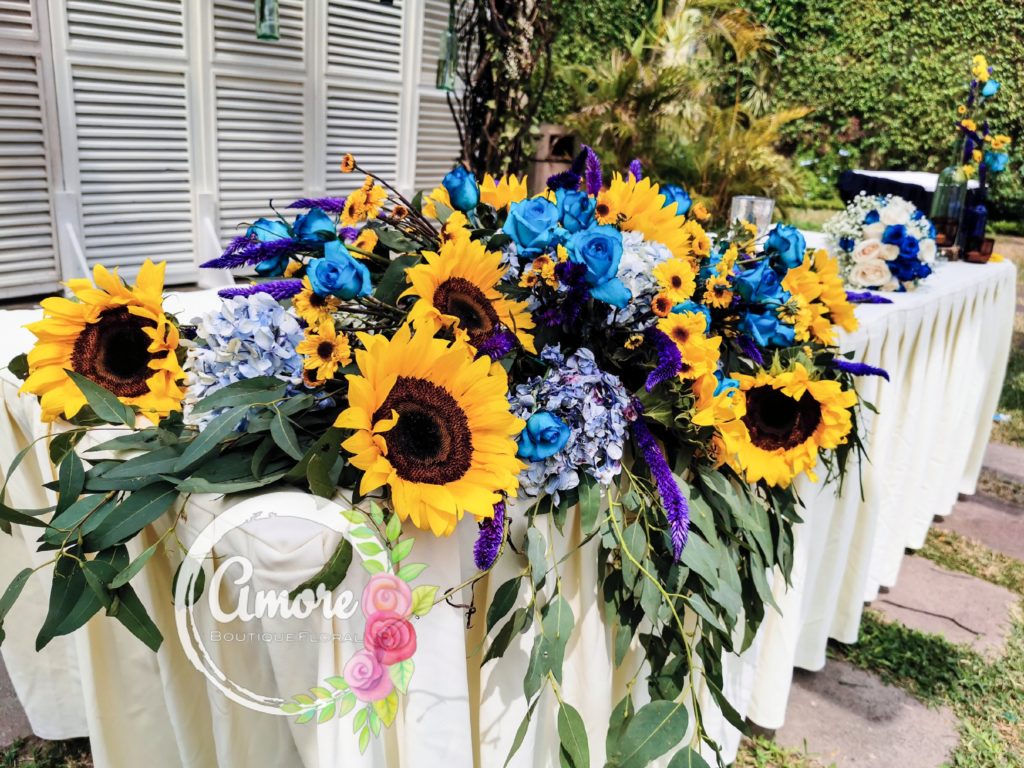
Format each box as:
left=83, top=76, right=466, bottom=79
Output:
left=183, top=294, right=305, bottom=425
left=510, top=346, right=636, bottom=499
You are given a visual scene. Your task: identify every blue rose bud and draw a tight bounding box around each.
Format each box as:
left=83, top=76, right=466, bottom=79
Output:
left=502, top=197, right=561, bottom=256
left=882, top=224, right=908, bottom=247
left=517, top=411, right=571, bottom=461
left=567, top=225, right=630, bottom=308
left=985, top=151, right=1010, bottom=173
left=555, top=189, right=596, bottom=234
left=307, top=240, right=371, bottom=299
left=899, top=235, right=920, bottom=260
left=713, top=370, right=740, bottom=396
left=248, top=218, right=292, bottom=276
left=442, top=166, right=480, bottom=212
left=661, top=184, right=691, bottom=216
left=734, top=260, right=788, bottom=306
left=293, top=208, right=337, bottom=241
left=863, top=210, right=880, bottom=225
left=982, top=80, right=1001, bottom=98
left=765, top=224, right=807, bottom=271
left=740, top=310, right=796, bottom=348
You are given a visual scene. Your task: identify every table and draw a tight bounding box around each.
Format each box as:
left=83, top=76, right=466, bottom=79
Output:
left=838, top=170, right=982, bottom=217
left=0, top=259, right=1014, bottom=766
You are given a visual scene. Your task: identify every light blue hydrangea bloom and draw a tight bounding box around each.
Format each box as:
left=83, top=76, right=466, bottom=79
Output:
left=183, top=294, right=305, bottom=426
left=510, top=346, right=636, bottom=500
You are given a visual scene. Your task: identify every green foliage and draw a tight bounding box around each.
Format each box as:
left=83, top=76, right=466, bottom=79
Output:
left=0, top=737, right=92, bottom=768
left=742, top=0, right=1024, bottom=219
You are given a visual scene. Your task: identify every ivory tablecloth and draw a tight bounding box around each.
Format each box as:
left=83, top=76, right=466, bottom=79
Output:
left=0, top=260, right=1015, bottom=765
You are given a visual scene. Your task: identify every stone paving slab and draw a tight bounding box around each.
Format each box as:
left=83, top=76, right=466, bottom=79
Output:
left=872, top=556, right=1017, bottom=658
left=0, top=656, right=32, bottom=747
left=939, top=496, right=1024, bottom=561
left=775, top=659, right=959, bottom=768
left=978, top=442, right=1024, bottom=506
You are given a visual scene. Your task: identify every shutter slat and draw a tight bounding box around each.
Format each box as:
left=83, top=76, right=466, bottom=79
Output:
left=67, top=0, right=184, bottom=52
left=213, top=0, right=304, bottom=65
left=414, top=90, right=460, bottom=191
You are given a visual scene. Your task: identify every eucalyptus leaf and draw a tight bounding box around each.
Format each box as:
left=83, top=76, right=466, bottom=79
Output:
left=65, top=371, right=136, bottom=426
left=486, top=577, right=521, bottom=632
left=557, top=701, right=590, bottom=768
left=173, top=407, right=248, bottom=473
left=191, top=377, right=286, bottom=414
left=526, top=528, right=547, bottom=590
left=504, top=697, right=539, bottom=768
left=288, top=539, right=353, bottom=600
left=612, top=700, right=689, bottom=768
left=86, top=483, right=177, bottom=551
left=270, top=410, right=304, bottom=460
left=667, top=747, right=712, bottom=768
left=577, top=473, right=602, bottom=535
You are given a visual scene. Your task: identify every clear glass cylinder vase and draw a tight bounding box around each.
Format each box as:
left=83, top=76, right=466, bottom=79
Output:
left=929, top=165, right=968, bottom=251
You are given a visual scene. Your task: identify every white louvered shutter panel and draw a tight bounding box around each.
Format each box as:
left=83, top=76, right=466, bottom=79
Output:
left=61, top=0, right=196, bottom=284
left=212, top=0, right=307, bottom=240
left=0, top=0, right=60, bottom=298
left=414, top=0, right=461, bottom=191
left=324, top=0, right=404, bottom=196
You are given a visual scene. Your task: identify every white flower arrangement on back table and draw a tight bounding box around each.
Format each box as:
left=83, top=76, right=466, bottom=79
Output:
left=823, top=193, right=936, bottom=292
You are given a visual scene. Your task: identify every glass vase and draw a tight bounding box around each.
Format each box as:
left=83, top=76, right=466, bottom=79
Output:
left=929, top=164, right=968, bottom=255
left=254, top=0, right=279, bottom=41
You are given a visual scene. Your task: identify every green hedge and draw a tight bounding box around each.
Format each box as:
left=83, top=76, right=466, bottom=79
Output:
left=742, top=0, right=1024, bottom=218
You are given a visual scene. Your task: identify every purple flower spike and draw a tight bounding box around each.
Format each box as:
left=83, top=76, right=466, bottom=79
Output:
left=643, top=327, right=682, bottom=392
left=473, top=501, right=506, bottom=571
left=628, top=158, right=642, bottom=181
left=287, top=197, right=347, bottom=214
left=830, top=358, right=890, bottom=381
left=201, top=237, right=307, bottom=270
left=736, top=335, right=764, bottom=366
left=845, top=290, right=893, bottom=305
left=475, top=329, right=517, bottom=360
left=218, top=279, right=304, bottom=301
left=583, top=145, right=603, bottom=196
left=630, top=405, right=689, bottom=560
left=547, top=170, right=582, bottom=191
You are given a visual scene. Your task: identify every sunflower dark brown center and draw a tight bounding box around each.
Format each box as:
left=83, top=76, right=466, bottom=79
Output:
left=71, top=306, right=156, bottom=398
left=373, top=376, right=473, bottom=484
left=433, top=277, right=499, bottom=339
left=671, top=327, right=690, bottom=345
left=310, top=293, right=327, bottom=308
left=742, top=386, right=821, bottom=451
left=671, top=275, right=683, bottom=288
left=316, top=341, right=335, bottom=360
left=596, top=203, right=610, bottom=217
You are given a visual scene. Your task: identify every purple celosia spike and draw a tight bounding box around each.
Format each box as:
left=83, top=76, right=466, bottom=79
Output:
left=830, top=358, right=890, bottom=381
left=339, top=226, right=360, bottom=242
left=845, top=290, right=893, bottom=305
left=736, top=335, right=764, bottom=366
left=547, top=170, right=582, bottom=191
left=583, top=145, right=603, bottom=196
left=473, top=501, right=506, bottom=570
left=287, top=197, right=348, bottom=214
left=475, top=329, right=517, bottom=360
left=218, top=279, right=305, bottom=301
left=628, top=158, right=642, bottom=181
left=643, top=327, right=682, bottom=392
left=630, top=406, right=689, bottom=560
left=201, top=238, right=306, bottom=270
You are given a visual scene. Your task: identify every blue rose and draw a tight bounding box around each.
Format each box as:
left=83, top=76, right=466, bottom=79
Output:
left=713, top=370, right=740, bottom=397
left=307, top=241, right=371, bottom=299
left=765, top=224, right=806, bottom=271
left=890, top=255, right=932, bottom=284
left=517, top=411, right=571, bottom=461
left=864, top=210, right=880, bottom=225
left=567, top=225, right=630, bottom=308
left=985, top=151, right=1010, bottom=173
left=247, top=218, right=292, bottom=276
left=882, top=224, right=908, bottom=247
left=293, top=209, right=336, bottom=241
left=839, top=236, right=856, bottom=252
left=671, top=300, right=711, bottom=330
left=982, top=80, right=1001, bottom=98
left=899, top=235, right=920, bottom=260
left=661, top=184, right=691, bottom=216
left=740, top=311, right=795, bottom=348
left=734, top=260, right=788, bottom=306
left=555, top=189, right=596, bottom=233
left=442, top=166, right=480, bottom=212
left=502, top=198, right=561, bottom=256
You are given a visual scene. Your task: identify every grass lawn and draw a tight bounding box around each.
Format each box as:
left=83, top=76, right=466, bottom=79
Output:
left=0, top=738, right=91, bottom=768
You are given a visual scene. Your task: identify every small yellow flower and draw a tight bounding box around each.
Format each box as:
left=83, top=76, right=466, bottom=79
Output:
left=973, top=149, right=983, bottom=162
left=991, top=253, right=1005, bottom=263
left=292, top=277, right=341, bottom=326
left=595, top=190, right=618, bottom=225
left=991, top=134, right=1012, bottom=150
left=351, top=229, right=378, bottom=258
left=703, top=275, right=732, bottom=309
left=393, top=204, right=410, bottom=220
left=532, top=255, right=557, bottom=287
left=962, top=164, right=976, bottom=178
left=519, top=271, right=540, bottom=288
left=296, top=321, right=351, bottom=381
left=555, top=244, right=569, bottom=263
left=972, top=54, right=990, bottom=83
left=422, top=186, right=452, bottom=219
left=624, top=334, right=644, bottom=350
left=718, top=244, right=739, bottom=275
left=961, top=119, right=978, bottom=133
left=691, top=202, right=710, bottom=222
left=653, top=258, right=697, bottom=304
left=958, top=105, right=968, bottom=115
left=340, top=153, right=356, bottom=173
left=439, top=211, right=471, bottom=245
left=284, top=260, right=303, bottom=278
left=651, top=293, right=674, bottom=318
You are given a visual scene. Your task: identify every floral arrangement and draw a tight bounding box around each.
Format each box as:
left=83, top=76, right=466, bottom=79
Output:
left=823, top=194, right=936, bottom=291
left=2, top=148, right=883, bottom=765
left=956, top=54, right=1013, bottom=184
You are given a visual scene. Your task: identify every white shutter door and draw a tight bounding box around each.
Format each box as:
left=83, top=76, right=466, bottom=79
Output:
left=0, top=50, right=59, bottom=297
left=414, top=0, right=461, bottom=191
left=57, top=0, right=196, bottom=284
left=212, top=0, right=307, bottom=239
left=0, top=0, right=59, bottom=298
left=324, top=0, right=404, bottom=195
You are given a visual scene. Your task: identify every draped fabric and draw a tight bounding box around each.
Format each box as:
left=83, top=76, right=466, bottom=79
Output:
left=0, top=260, right=1013, bottom=766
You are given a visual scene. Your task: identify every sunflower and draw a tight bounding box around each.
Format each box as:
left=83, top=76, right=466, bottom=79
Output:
left=422, top=186, right=452, bottom=219
left=402, top=237, right=536, bottom=353
left=657, top=312, right=720, bottom=380
left=657, top=311, right=708, bottom=351
left=720, top=363, right=857, bottom=487
left=703, top=275, right=733, bottom=308
left=480, top=173, right=528, bottom=209
left=439, top=211, right=471, bottom=245
left=296, top=321, right=351, bottom=381
left=21, top=260, right=184, bottom=423
left=342, top=176, right=388, bottom=226
left=335, top=324, right=524, bottom=536
left=651, top=293, right=674, bottom=317
left=340, top=153, right=356, bottom=173
left=292, top=277, right=342, bottom=326
left=653, top=258, right=697, bottom=304
left=813, top=250, right=858, bottom=333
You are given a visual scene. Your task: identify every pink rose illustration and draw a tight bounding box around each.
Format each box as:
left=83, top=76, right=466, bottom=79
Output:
left=362, top=573, right=412, bottom=617
left=343, top=649, right=394, bottom=702
left=364, top=610, right=417, bottom=666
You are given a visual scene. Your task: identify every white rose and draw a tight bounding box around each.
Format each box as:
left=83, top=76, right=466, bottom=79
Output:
left=852, top=238, right=884, bottom=263
left=880, top=200, right=913, bottom=226
left=918, top=238, right=936, bottom=264
left=848, top=258, right=893, bottom=289
left=863, top=222, right=886, bottom=240
left=880, top=243, right=900, bottom=261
